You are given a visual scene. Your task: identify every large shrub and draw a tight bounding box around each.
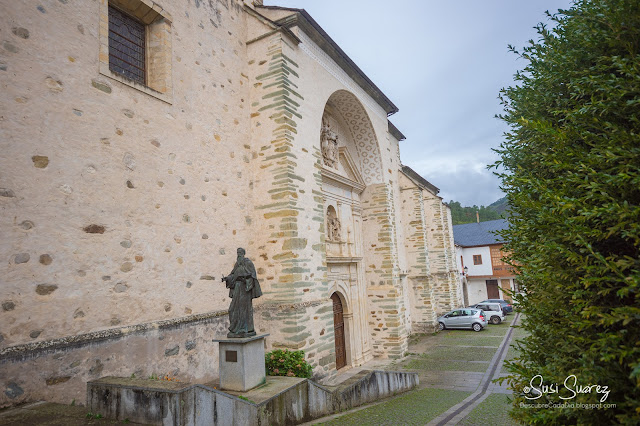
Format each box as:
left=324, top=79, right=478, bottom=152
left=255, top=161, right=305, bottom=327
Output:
left=494, top=0, right=640, bottom=424
left=265, top=349, right=313, bottom=379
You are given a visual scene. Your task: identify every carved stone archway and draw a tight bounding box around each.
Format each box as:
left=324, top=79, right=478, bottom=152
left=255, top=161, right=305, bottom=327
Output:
left=319, top=89, right=386, bottom=368
left=325, top=90, right=383, bottom=185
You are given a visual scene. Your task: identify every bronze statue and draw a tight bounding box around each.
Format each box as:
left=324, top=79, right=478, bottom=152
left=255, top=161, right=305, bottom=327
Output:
left=221, top=248, right=262, bottom=338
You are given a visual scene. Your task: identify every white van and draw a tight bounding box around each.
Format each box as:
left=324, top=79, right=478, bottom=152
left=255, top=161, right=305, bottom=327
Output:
left=470, top=302, right=505, bottom=324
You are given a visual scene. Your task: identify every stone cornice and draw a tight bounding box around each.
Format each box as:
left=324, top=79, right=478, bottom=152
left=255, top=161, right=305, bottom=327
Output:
left=388, top=120, right=406, bottom=142
left=326, top=256, right=363, bottom=264
left=244, top=5, right=301, bottom=46
left=400, top=166, right=440, bottom=196
left=257, top=6, right=398, bottom=116
left=320, top=168, right=365, bottom=194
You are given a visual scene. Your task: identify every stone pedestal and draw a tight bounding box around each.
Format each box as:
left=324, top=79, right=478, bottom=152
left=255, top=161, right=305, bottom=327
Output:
left=213, top=334, right=269, bottom=392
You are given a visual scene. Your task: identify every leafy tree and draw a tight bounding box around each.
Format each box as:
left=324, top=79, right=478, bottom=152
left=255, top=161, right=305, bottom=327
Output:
left=494, top=0, right=640, bottom=424
left=449, top=199, right=505, bottom=225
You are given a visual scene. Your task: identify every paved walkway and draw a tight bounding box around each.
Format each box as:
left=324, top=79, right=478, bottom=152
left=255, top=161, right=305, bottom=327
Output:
left=312, top=313, right=522, bottom=425
left=428, top=313, right=520, bottom=425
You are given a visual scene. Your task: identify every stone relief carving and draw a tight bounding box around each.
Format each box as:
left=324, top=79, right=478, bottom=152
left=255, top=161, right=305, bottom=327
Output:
left=321, top=119, right=339, bottom=169
left=327, top=207, right=342, bottom=242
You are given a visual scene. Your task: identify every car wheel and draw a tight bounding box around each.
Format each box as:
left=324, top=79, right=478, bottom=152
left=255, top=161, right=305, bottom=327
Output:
left=438, top=322, right=445, bottom=331
left=472, top=323, right=482, bottom=332
left=491, top=316, right=501, bottom=325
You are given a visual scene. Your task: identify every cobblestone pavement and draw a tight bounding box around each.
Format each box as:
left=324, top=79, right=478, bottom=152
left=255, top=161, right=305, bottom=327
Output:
left=312, top=313, right=523, bottom=425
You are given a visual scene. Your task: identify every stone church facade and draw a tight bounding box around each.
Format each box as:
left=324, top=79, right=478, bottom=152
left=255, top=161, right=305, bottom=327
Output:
left=0, top=0, right=462, bottom=406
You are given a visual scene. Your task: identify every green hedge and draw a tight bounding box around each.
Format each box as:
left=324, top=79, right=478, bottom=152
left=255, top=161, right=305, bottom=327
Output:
left=494, top=0, right=640, bottom=424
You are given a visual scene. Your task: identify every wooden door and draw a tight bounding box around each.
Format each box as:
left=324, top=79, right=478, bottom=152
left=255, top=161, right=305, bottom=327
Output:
left=486, top=280, right=500, bottom=299
left=331, top=293, right=346, bottom=370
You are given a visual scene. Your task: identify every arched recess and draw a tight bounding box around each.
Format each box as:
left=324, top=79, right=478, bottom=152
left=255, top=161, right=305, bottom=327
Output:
left=324, top=90, right=384, bottom=185
left=319, top=90, right=383, bottom=368
left=326, top=206, right=340, bottom=242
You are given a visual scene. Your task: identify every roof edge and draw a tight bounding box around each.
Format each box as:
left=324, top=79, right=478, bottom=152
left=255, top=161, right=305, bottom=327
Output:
left=258, top=6, right=399, bottom=116
left=401, top=165, right=440, bottom=195
left=388, top=121, right=406, bottom=141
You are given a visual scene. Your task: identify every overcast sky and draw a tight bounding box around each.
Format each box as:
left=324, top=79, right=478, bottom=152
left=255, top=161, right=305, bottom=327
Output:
left=263, top=0, right=573, bottom=206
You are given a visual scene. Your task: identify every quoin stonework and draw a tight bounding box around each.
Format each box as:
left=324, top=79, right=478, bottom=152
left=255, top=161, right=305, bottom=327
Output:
left=0, top=0, right=462, bottom=407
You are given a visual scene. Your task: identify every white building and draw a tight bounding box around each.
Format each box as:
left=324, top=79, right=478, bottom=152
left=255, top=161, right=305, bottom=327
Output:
left=453, top=219, right=519, bottom=305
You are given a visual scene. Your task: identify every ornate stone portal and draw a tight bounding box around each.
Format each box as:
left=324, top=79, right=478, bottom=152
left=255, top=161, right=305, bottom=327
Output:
left=320, top=109, right=372, bottom=369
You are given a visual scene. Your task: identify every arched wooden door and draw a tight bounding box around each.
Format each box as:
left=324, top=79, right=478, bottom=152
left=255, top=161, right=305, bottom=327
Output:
left=331, top=293, right=346, bottom=369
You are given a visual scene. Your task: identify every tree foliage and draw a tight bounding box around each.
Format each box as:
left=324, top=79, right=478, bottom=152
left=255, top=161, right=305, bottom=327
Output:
left=493, top=0, right=640, bottom=424
left=448, top=199, right=506, bottom=225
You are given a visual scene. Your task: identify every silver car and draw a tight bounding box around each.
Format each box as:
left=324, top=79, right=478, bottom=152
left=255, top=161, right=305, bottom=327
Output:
left=470, top=303, right=505, bottom=325
left=437, top=308, right=488, bottom=332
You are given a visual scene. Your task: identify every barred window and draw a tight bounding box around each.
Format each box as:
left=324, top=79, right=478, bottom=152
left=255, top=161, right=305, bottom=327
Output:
left=108, top=6, right=145, bottom=85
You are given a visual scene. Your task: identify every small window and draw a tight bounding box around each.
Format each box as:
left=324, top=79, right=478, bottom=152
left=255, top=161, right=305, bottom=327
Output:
left=473, top=255, right=482, bottom=265
left=99, top=0, right=172, bottom=103
left=108, top=6, right=146, bottom=85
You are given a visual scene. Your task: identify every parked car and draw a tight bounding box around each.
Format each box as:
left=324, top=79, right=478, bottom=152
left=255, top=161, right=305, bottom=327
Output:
left=479, top=299, right=513, bottom=315
left=437, top=308, right=488, bottom=332
left=470, top=303, right=505, bottom=324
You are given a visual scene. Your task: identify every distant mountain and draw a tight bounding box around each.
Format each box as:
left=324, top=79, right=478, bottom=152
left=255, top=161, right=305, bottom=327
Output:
left=488, top=196, right=510, bottom=215
left=448, top=197, right=510, bottom=225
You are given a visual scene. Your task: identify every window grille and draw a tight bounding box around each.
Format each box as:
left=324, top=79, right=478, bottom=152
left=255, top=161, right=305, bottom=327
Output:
left=108, top=6, right=145, bottom=85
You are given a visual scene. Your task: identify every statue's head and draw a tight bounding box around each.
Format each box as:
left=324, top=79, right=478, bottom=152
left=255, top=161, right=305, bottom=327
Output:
left=237, top=248, right=246, bottom=258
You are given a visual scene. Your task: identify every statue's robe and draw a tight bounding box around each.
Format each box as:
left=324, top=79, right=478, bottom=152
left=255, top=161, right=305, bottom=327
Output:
left=225, top=257, right=262, bottom=337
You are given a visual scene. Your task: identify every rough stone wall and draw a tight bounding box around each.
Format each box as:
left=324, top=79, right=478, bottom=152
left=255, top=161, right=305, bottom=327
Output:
left=245, top=29, right=336, bottom=379
left=248, top=7, right=411, bottom=370
left=2, top=314, right=228, bottom=408
left=398, top=173, right=437, bottom=331
left=0, top=0, right=251, bottom=407
left=442, top=203, right=463, bottom=308
left=0, top=1, right=455, bottom=407
left=422, top=191, right=456, bottom=314
left=363, top=183, right=408, bottom=359
left=388, top=137, right=412, bottom=336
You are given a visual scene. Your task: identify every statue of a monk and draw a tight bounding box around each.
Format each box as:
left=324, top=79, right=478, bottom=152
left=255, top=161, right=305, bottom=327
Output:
left=221, top=248, right=262, bottom=338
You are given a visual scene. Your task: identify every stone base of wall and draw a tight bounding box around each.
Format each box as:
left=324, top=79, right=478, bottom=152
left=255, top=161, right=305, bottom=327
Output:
left=88, top=370, right=419, bottom=425
left=411, top=321, right=439, bottom=334
left=0, top=312, right=229, bottom=409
